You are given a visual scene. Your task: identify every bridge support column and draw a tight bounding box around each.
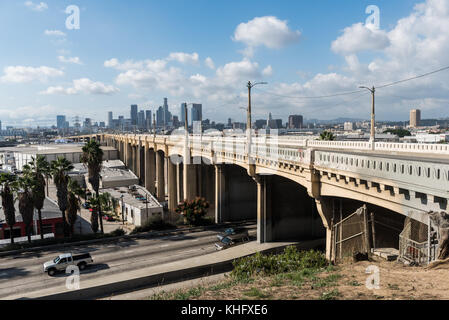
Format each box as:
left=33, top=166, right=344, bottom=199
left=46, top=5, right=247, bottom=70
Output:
left=183, top=159, right=197, bottom=201
left=156, top=151, right=165, bottom=202
left=177, top=163, right=183, bottom=202
left=168, top=157, right=177, bottom=212
left=136, top=144, right=141, bottom=182
left=215, top=165, right=228, bottom=223
left=126, top=142, right=132, bottom=170
left=145, top=146, right=156, bottom=194
left=315, top=198, right=334, bottom=261
left=254, top=175, right=273, bottom=244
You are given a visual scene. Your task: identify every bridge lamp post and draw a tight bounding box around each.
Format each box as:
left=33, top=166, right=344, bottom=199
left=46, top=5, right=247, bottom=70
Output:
left=247, top=81, right=267, bottom=163
left=359, top=86, right=376, bottom=150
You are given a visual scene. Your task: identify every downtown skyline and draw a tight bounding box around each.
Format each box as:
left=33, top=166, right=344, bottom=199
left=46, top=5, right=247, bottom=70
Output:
left=1, top=0, right=449, bottom=127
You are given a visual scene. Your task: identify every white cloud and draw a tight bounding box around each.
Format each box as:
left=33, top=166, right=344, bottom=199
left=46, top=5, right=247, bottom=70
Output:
left=40, top=78, right=119, bottom=95
left=0, top=66, right=63, bottom=83
left=58, top=56, right=82, bottom=65
left=205, top=57, right=215, bottom=70
left=24, top=1, right=48, bottom=11
left=167, top=52, right=199, bottom=65
left=233, top=16, right=301, bottom=56
left=331, top=23, right=390, bottom=54
left=44, top=30, right=66, bottom=37
left=262, top=65, right=273, bottom=77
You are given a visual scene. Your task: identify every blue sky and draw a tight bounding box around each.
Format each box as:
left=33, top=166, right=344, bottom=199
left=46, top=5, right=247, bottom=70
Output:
left=0, top=0, right=448, bottom=127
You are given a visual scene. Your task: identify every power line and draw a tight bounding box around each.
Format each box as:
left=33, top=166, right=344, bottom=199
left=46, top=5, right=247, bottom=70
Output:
left=254, top=87, right=365, bottom=100
left=253, top=65, right=449, bottom=100
left=376, top=65, right=449, bottom=89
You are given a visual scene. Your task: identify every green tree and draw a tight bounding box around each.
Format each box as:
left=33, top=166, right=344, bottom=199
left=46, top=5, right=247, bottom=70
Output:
left=17, top=175, right=35, bottom=243
left=319, top=131, right=336, bottom=141
left=67, top=178, right=82, bottom=237
left=176, top=197, right=210, bottom=226
left=81, top=140, right=104, bottom=233
left=51, top=157, right=74, bottom=237
left=23, top=155, right=50, bottom=240
left=383, top=128, right=411, bottom=138
left=0, top=173, right=17, bottom=244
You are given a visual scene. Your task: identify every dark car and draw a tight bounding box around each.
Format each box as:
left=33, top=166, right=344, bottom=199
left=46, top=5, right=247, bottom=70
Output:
left=82, top=202, right=90, bottom=209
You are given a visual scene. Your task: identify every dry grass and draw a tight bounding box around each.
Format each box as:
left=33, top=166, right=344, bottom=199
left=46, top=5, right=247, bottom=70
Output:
left=149, top=256, right=449, bottom=300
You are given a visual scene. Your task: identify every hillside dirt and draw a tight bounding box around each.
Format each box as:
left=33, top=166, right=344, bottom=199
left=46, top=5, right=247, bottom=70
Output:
left=192, top=256, right=449, bottom=300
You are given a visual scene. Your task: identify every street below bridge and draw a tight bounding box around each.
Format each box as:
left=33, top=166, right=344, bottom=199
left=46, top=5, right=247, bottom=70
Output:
left=0, top=225, right=256, bottom=300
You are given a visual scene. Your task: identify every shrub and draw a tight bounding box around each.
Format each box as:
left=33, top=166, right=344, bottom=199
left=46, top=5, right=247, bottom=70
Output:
left=131, top=215, right=175, bottom=234
left=109, top=228, right=125, bottom=237
left=175, top=197, right=210, bottom=226
left=230, top=246, right=327, bottom=280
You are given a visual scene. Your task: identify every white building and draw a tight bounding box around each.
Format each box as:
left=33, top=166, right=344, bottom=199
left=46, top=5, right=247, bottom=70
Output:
left=102, top=185, right=163, bottom=227
left=415, top=133, right=449, bottom=143
left=0, top=144, right=118, bottom=171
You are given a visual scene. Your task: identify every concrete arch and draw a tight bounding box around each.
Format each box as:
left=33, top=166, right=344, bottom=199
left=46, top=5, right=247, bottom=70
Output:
left=320, top=183, right=427, bottom=224
left=262, top=174, right=326, bottom=242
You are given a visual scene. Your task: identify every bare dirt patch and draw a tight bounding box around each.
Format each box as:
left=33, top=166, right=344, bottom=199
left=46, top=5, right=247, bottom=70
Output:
left=190, top=256, right=449, bottom=300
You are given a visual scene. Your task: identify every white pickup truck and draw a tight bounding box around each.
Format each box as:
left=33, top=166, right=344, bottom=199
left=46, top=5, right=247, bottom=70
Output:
left=43, top=253, right=93, bottom=276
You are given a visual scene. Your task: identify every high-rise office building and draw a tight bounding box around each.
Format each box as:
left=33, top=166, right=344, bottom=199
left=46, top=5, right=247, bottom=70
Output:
left=191, top=104, right=202, bottom=126
left=288, top=115, right=303, bottom=129
left=56, top=115, right=66, bottom=129
left=145, top=110, right=152, bottom=130
left=180, top=103, right=187, bottom=125
left=108, top=112, right=113, bottom=128
left=156, top=106, right=164, bottom=127
left=130, top=104, right=138, bottom=125
left=138, top=110, right=145, bottom=129
left=410, top=109, right=421, bottom=128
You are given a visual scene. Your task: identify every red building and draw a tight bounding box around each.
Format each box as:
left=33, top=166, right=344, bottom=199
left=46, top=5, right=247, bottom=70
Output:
left=0, top=198, right=64, bottom=241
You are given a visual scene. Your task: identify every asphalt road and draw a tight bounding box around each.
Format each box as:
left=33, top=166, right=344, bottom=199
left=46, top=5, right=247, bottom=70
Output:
left=0, top=225, right=256, bottom=300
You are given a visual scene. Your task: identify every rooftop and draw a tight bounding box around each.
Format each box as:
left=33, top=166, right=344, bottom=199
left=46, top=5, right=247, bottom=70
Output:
left=0, top=198, right=61, bottom=224
left=101, top=185, right=162, bottom=210
left=0, top=144, right=116, bottom=155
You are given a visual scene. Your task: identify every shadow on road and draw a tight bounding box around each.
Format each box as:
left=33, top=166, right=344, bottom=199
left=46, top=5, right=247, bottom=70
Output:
left=0, top=267, right=31, bottom=280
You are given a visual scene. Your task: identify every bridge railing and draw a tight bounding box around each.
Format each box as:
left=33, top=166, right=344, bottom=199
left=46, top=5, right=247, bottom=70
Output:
left=314, top=150, right=449, bottom=197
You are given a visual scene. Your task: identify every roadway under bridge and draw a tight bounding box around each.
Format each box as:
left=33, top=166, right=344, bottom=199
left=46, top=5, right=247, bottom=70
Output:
left=71, top=134, right=449, bottom=261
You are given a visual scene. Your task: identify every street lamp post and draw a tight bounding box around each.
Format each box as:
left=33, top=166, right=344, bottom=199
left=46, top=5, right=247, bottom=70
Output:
left=360, top=86, right=376, bottom=149
left=246, top=81, right=267, bottom=168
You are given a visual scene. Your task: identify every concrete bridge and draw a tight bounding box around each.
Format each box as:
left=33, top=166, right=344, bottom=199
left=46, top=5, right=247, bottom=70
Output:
left=72, top=133, right=449, bottom=260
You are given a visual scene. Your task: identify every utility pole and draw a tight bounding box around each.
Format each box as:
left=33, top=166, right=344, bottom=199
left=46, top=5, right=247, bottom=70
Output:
left=360, top=86, right=376, bottom=150
left=246, top=81, right=267, bottom=167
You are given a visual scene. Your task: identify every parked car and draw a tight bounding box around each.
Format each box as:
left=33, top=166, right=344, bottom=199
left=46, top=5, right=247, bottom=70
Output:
left=82, top=202, right=90, bottom=209
left=43, top=253, right=93, bottom=276
left=103, top=214, right=115, bottom=221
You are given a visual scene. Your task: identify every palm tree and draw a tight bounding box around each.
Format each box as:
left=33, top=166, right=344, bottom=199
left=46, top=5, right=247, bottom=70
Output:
left=17, top=175, right=35, bottom=243
left=88, top=195, right=100, bottom=233
left=67, top=178, right=82, bottom=237
left=319, top=131, right=336, bottom=141
left=0, top=173, right=17, bottom=244
left=81, top=140, right=104, bottom=233
left=50, top=157, right=74, bottom=238
left=23, top=155, right=50, bottom=240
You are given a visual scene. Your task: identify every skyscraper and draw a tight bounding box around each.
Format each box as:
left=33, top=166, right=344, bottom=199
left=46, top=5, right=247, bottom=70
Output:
left=108, top=111, right=113, bottom=128
left=191, top=104, right=202, bottom=126
left=57, top=115, right=66, bottom=129
left=130, top=104, right=138, bottom=125
left=288, top=115, right=303, bottom=129
left=410, top=109, right=421, bottom=128
left=138, top=110, right=145, bottom=129
left=180, top=103, right=187, bottom=125
left=146, top=110, right=152, bottom=130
